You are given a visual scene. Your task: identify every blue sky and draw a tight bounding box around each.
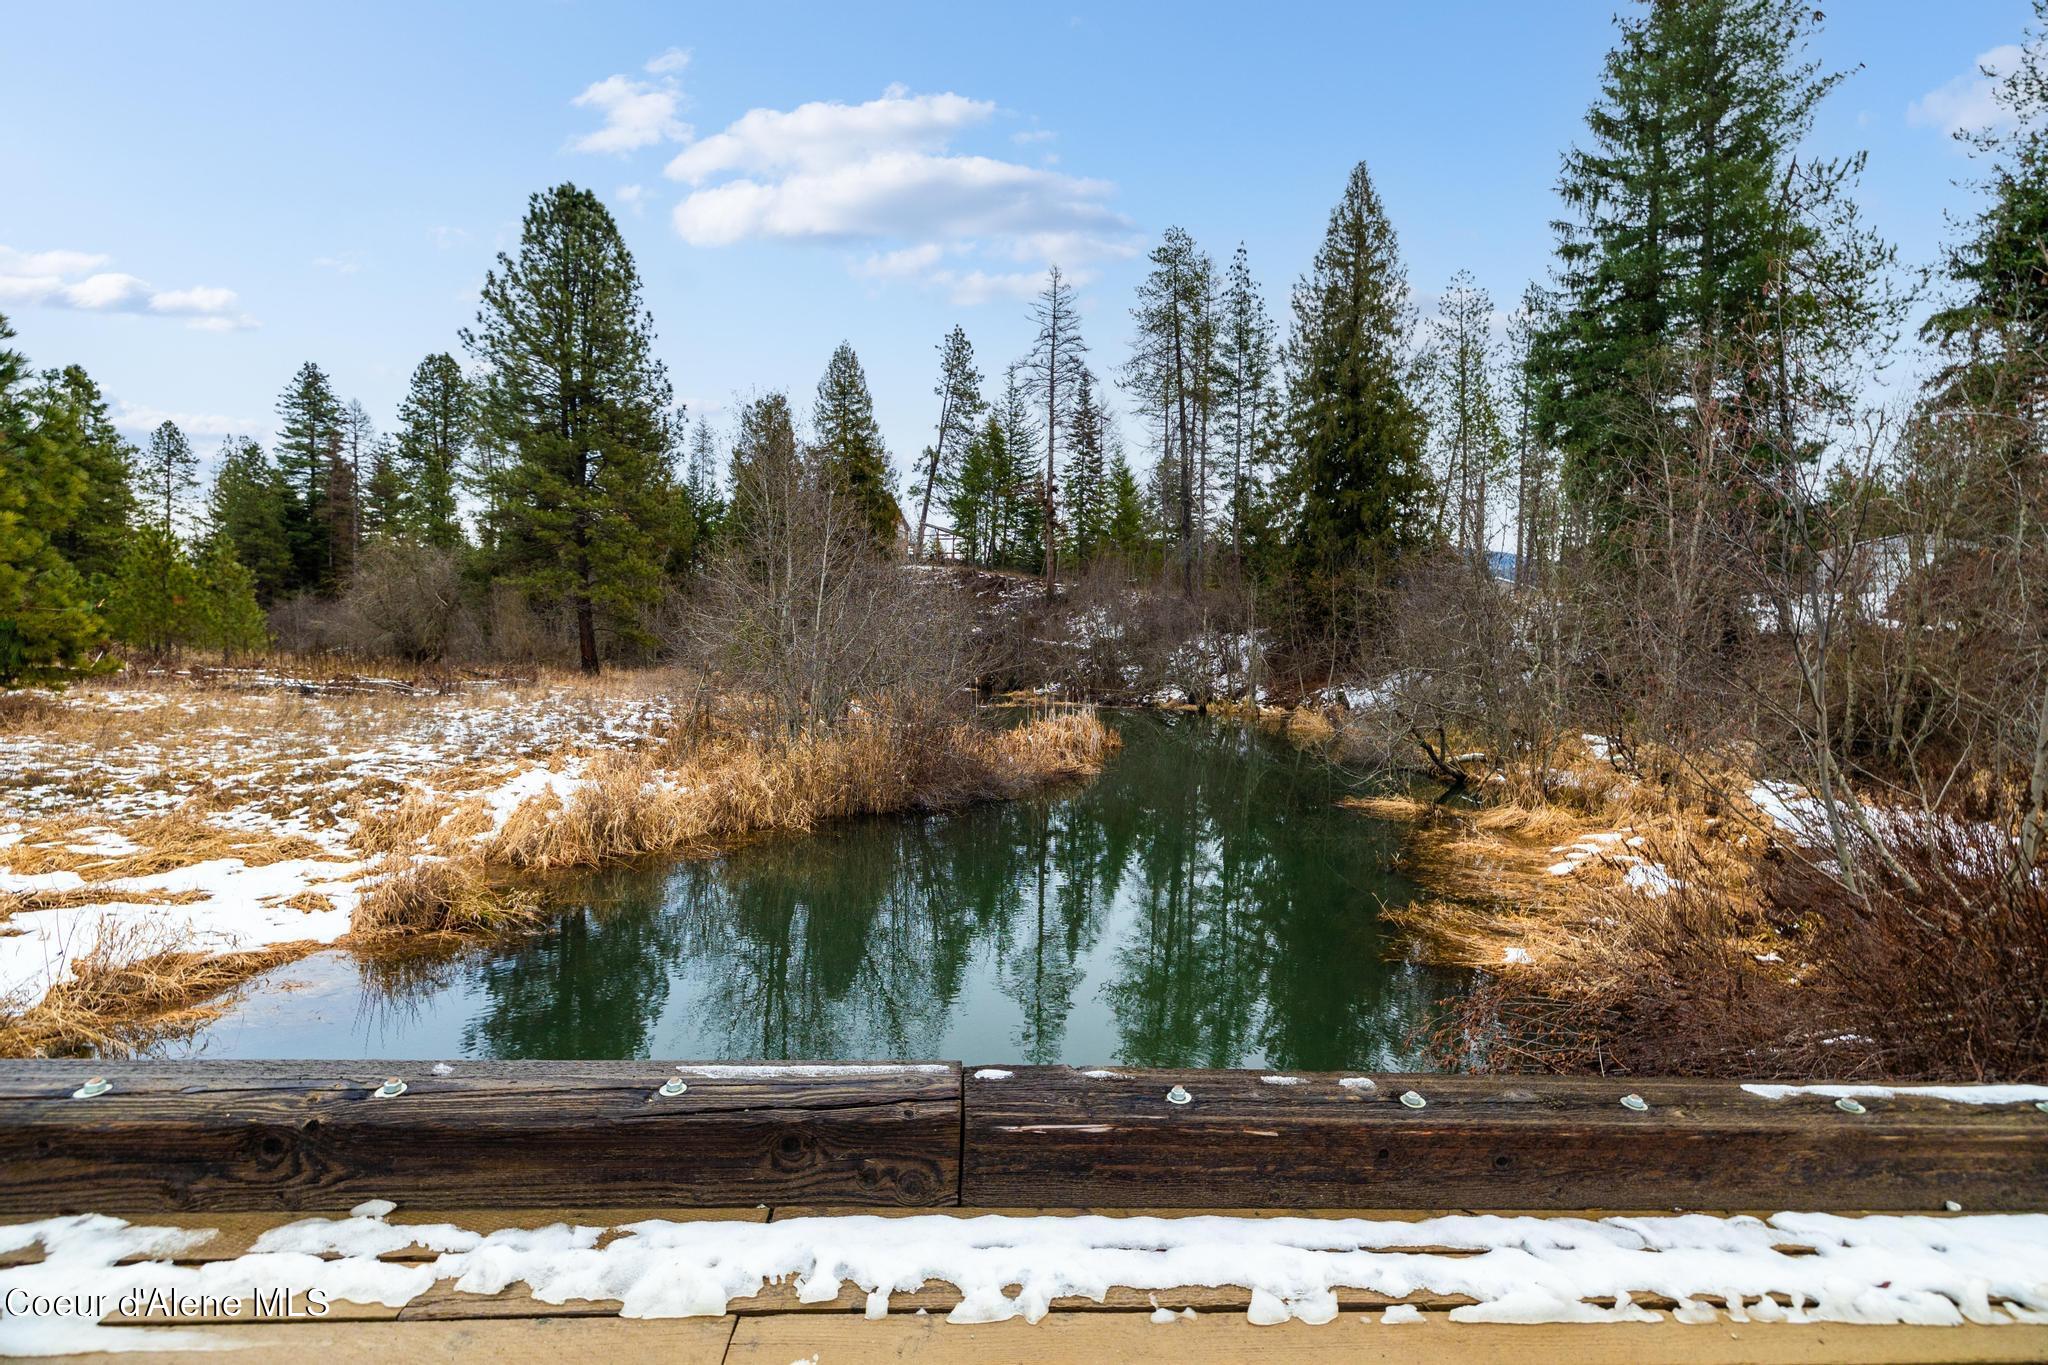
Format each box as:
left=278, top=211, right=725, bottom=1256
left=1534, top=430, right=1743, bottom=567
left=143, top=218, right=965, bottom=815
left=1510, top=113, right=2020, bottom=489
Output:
left=0, top=2, right=2033, bottom=486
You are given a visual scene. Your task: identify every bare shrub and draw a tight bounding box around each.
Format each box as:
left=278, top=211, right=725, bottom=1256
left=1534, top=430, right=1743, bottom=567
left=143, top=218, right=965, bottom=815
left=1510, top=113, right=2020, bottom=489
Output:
left=334, top=540, right=473, bottom=661
left=683, top=435, right=987, bottom=733
left=1435, top=818, right=2048, bottom=1081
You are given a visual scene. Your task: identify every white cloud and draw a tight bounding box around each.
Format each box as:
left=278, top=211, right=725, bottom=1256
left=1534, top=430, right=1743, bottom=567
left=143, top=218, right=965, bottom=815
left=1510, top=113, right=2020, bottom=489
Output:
left=645, top=47, right=690, bottom=75
left=60, top=272, right=150, bottom=309
left=615, top=183, right=648, bottom=213
left=675, top=151, right=1121, bottom=248
left=658, top=80, right=1131, bottom=303
left=0, top=245, right=255, bottom=329
left=665, top=86, right=993, bottom=184
left=854, top=243, right=949, bottom=281
left=1908, top=44, right=2024, bottom=136
left=111, top=400, right=266, bottom=439
left=0, top=247, right=109, bottom=276
left=570, top=73, right=690, bottom=155
left=149, top=285, right=239, bottom=315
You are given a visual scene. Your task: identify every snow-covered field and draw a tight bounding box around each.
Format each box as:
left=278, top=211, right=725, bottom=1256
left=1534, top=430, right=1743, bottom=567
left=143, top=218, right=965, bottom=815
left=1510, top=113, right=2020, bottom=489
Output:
left=2, top=1204, right=2044, bottom=1354
left=0, top=674, right=681, bottom=1013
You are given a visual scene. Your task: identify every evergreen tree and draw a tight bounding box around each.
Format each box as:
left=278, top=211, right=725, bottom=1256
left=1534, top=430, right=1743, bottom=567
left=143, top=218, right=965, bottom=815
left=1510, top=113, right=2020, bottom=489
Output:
left=326, top=401, right=368, bottom=588
left=1105, top=450, right=1155, bottom=564
left=36, top=365, right=134, bottom=585
left=0, top=314, right=103, bottom=682
left=811, top=341, right=896, bottom=551
left=1538, top=0, right=1875, bottom=524
left=1062, top=367, right=1111, bottom=564
left=1425, top=270, right=1509, bottom=568
left=360, top=436, right=405, bottom=539
left=1105, top=447, right=1150, bottom=563
left=463, top=184, right=684, bottom=672
left=1281, top=160, right=1431, bottom=589
left=1215, top=244, right=1281, bottom=567
left=1025, top=266, right=1087, bottom=592
left=947, top=415, right=1006, bottom=567
left=1923, top=0, right=2048, bottom=430
left=994, top=361, right=1044, bottom=572
left=912, top=325, right=984, bottom=560
left=1124, top=227, right=1216, bottom=589
left=393, top=353, right=472, bottom=547
left=726, top=392, right=799, bottom=547
left=189, top=536, right=269, bottom=657
left=685, top=414, right=724, bottom=546
left=206, top=437, right=292, bottom=604
left=274, top=361, right=344, bottom=593
left=140, top=420, right=198, bottom=537
left=103, top=522, right=197, bottom=654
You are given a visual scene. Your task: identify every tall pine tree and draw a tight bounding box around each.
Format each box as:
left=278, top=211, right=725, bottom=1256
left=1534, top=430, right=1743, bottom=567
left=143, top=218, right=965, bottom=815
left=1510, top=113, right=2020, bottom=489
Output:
left=1539, top=0, right=1872, bottom=525
left=141, top=420, right=197, bottom=537
left=1062, top=367, right=1110, bottom=565
left=273, top=362, right=344, bottom=594
left=812, top=341, right=896, bottom=552
left=463, top=184, right=683, bottom=671
left=913, top=325, right=984, bottom=559
left=0, top=314, right=103, bottom=682
left=393, top=353, right=473, bottom=548
left=206, top=437, right=292, bottom=604
left=1025, top=266, right=1087, bottom=593
left=1215, top=244, right=1280, bottom=570
left=1282, top=161, right=1431, bottom=592
left=36, top=365, right=134, bottom=585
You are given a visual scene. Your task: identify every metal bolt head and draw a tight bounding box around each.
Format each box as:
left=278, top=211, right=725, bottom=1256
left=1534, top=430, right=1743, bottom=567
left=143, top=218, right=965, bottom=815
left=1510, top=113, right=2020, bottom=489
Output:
left=1165, top=1084, right=1192, bottom=1106
left=2036, top=1101, right=2048, bottom=1114
left=1620, top=1093, right=1649, bottom=1112
left=658, top=1078, right=688, bottom=1097
left=71, top=1076, right=111, bottom=1099
left=1399, top=1090, right=1427, bottom=1109
left=373, top=1077, right=407, bottom=1099
left=1834, top=1096, right=1866, bottom=1114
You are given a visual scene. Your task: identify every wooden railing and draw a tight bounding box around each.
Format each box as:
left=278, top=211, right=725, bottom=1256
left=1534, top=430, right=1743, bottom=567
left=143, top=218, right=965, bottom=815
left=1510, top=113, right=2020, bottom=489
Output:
left=1, top=1061, right=2041, bottom=1214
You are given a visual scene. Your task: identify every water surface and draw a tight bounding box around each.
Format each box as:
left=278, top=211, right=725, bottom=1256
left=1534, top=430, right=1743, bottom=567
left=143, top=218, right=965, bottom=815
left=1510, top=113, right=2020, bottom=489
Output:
left=181, top=713, right=1465, bottom=1067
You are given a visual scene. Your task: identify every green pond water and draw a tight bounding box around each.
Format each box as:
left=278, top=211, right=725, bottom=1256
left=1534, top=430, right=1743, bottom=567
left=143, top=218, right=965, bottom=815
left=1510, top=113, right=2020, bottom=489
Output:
left=180, top=712, right=1468, bottom=1067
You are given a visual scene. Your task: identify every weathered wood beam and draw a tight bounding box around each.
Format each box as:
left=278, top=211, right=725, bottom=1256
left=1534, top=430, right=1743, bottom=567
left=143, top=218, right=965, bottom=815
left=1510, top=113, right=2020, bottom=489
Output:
left=0, top=1060, right=961, bottom=1213
left=962, top=1068, right=2048, bottom=1210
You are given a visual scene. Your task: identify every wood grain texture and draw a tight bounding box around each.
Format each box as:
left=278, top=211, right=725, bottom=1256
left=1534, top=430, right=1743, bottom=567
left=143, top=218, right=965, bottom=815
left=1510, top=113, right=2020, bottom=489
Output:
left=0, top=1060, right=960, bottom=1213
left=47, top=1316, right=736, bottom=1364
left=723, top=1312, right=2048, bottom=1364
left=962, top=1067, right=2048, bottom=1210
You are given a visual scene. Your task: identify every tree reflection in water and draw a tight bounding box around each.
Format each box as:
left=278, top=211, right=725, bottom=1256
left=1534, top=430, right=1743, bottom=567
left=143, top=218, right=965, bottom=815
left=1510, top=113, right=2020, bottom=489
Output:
left=194, top=713, right=1467, bottom=1067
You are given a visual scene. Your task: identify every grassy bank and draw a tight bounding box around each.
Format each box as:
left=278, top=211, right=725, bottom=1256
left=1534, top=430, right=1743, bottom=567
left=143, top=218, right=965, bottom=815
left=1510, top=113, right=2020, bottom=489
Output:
left=0, top=667, right=1119, bottom=1055
left=1310, top=716, right=2047, bottom=1083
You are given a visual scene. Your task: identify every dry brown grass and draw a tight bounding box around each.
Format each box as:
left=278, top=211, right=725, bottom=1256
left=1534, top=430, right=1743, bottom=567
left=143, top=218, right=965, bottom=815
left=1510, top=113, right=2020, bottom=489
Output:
left=1355, top=740, right=1762, bottom=979
left=349, top=709, right=1120, bottom=938
left=3, top=811, right=327, bottom=883
left=351, top=858, right=541, bottom=941
left=0, top=921, right=318, bottom=1057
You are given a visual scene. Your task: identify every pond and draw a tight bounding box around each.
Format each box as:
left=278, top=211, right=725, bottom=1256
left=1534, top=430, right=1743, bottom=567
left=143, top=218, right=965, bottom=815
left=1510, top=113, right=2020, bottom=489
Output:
left=178, top=712, right=1468, bottom=1068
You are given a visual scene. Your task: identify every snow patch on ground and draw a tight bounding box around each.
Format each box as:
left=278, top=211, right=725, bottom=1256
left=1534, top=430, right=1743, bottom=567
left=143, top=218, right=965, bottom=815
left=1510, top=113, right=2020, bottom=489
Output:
left=3, top=1207, right=2045, bottom=1354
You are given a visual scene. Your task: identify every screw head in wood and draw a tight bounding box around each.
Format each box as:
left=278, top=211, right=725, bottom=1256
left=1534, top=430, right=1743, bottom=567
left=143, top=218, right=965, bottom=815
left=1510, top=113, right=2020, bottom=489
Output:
left=658, top=1078, right=688, bottom=1097
left=1399, top=1090, right=1427, bottom=1109
left=71, top=1076, right=111, bottom=1099
left=374, top=1077, right=407, bottom=1098
left=2036, top=1101, right=2048, bottom=1113
left=1621, top=1093, right=1649, bottom=1111
left=1833, top=1096, right=1866, bottom=1114
left=1165, top=1084, right=1192, bottom=1106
